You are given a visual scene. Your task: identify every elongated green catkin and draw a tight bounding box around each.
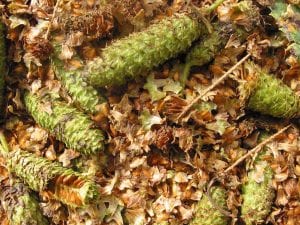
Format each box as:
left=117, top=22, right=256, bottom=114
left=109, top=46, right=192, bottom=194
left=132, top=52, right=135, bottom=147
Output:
left=190, top=186, right=229, bottom=225
left=24, top=92, right=105, bottom=154
left=241, top=150, right=275, bottom=225
left=185, top=24, right=229, bottom=67
left=52, top=47, right=107, bottom=115
left=0, top=133, right=99, bottom=207
left=246, top=72, right=300, bottom=118
left=1, top=182, right=49, bottom=225
left=185, top=23, right=249, bottom=65
left=0, top=22, right=5, bottom=113
left=181, top=23, right=231, bottom=84
left=7, top=148, right=99, bottom=206
left=181, top=0, right=258, bottom=85
left=85, top=13, right=206, bottom=87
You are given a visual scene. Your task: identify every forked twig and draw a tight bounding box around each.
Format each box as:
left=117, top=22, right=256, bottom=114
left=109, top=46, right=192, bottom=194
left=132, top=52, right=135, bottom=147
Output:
left=176, top=53, right=251, bottom=121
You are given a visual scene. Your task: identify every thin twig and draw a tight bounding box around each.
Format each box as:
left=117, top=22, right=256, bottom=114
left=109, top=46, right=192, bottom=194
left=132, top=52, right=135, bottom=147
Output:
left=222, top=124, right=291, bottom=175
left=45, top=0, right=62, bottom=39
left=205, top=178, right=233, bottom=217
left=183, top=0, right=192, bottom=10
left=185, top=0, right=226, bottom=20
left=176, top=53, right=251, bottom=121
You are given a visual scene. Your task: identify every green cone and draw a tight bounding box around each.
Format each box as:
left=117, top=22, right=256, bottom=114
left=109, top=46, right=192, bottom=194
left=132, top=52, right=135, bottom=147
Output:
left=0, top=22, right=6, bottom=113
left=185, top=24, right=228, bottom=67
left=190, top=186, right=229, bottom=225
left=24, top=91, right=105, bottom=155
left=1, top=182, right=49, bottom=225
left=181, top=23, right=232, bottom=85
left=241, top=158, right=275, bottom=225
left=181, top=0, right=259, bottom=85
left=246, top=71, right=300, bottom=118
left=52, top=46, right=107, bottom=115
left=85, top=13, right=206, bottom=87
left=184, top=22, right=249, bottom=67
left=7, top=148, right=99, bottom=206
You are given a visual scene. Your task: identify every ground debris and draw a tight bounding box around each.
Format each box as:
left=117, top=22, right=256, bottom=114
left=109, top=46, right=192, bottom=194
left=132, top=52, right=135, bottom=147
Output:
left=0, top=0, right=299, bottom=224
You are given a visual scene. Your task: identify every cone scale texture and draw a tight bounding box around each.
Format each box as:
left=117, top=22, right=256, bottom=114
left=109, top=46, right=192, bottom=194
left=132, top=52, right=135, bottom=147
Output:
left=24, top=92, right=105, bottom=155
left=7, top=149, right=99, bottom=206
left=190, top=186, right=229, bottom=225
left=85, top=13, right=206, bottom=87
left=52, top=51, right=106, bottom=115
left=247, top=72, right=300, bottom=118
left=1, top=182, right=49, bottom=225
left=241, top=164, right=275, bottom=225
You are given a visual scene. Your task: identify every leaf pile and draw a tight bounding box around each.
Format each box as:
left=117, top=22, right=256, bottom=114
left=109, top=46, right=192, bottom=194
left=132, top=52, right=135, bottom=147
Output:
left=0, top=0, right=300, bottom=225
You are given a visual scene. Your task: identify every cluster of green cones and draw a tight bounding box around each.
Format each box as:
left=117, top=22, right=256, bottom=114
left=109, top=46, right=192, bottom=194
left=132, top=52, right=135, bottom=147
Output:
left=48, top=0, right=300, bottom=124
left=0, top=130, right=276, bottom=225
left=0, top=0, right=299, bottom=224
left=190, top=132, right=275, bottom=225
left=0, top=131, right=100, bottom=224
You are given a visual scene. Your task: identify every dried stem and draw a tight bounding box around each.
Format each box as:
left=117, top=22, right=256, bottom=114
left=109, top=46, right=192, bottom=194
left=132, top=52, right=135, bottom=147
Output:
left=176, top=53, right=251, bottom=121
left=222, top=124, right=291, bottom=175
left=24, top=91, right=105, bottom=155
left=45, top=0, right=62, bottom=39
left=204, top=0, right=226, bottom=14
left=180, top=62, right=192, bottom=85
left=205, top=125, right=291, bottom=217
left=184, top=0, right=226, bottom=13
left=206, top=178, right=232, bottom=217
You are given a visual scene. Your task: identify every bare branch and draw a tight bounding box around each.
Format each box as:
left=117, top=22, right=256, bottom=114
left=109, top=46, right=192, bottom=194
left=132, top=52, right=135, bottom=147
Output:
left=176, top=53, right=251, bottom=121
left=222, top=124, right=292, bottom=175
left=45, top=0, right=62, bottom=39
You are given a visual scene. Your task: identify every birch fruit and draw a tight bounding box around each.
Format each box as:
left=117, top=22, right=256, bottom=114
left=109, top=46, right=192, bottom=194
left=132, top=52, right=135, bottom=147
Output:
left=24, top=92, right=105, bottom=155
left=52, top=46, right=107, bottom=115
left=240, top=62, right=300, bottom=118
left=1, top=181, right=49, bottom=225
left=241, top=132, right=275, bottom=225
left=0, top=132, right=99, bottom=207
left=85, top=12, right=207, bottom=87
left=190, top=186, right=229, bottom=225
